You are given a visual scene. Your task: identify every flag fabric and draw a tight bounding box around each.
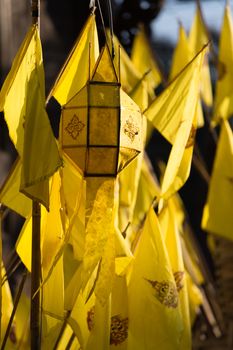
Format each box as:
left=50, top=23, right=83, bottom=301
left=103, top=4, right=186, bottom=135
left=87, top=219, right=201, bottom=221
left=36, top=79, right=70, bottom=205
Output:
left=83, top=178, right=116, bottom=306
left=41, top=256, right=65, bottom=349
left=159, top=200, right=191, bottom=350
left=16, top=171, right=64, bottom=277
left=1, top=265, right=14, bottom=347
left=169, top=22, right=204, bottom=128
left=132, top=155, right=160, bottom=231
left=110, top=34, right=142, bottom=94
left=0, top=25, right=62, bottom=210
left=144, top=46, right=206, bottom=145
left=131, top=26, right=162, bottom=98
left=189, top=3, right=213, bottom=107
left=49, top=14, right=99, bottom=106
left=128, top=207, right=183, bottom=350
left=160, top=111, right=197, bottom=199
left=66, top=225, right=132, bottom=349
left=0, top=159, right=31, bottom=218
left=213, top=3, right=233, bottom=124
left=145, top=46, right=206, bottom=198
left=202, top=120, right=233, bottom=240
left=169, top=23, right=192, bottom=81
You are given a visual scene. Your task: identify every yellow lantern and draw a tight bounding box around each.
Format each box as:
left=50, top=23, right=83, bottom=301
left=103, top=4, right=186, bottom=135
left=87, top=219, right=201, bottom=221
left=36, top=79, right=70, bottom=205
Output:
left=61, top=44, right=143, bottom=177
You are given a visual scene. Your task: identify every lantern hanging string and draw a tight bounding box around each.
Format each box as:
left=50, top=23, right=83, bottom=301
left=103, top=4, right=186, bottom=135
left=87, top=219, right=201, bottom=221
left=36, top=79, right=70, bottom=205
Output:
left=106, top=0, right=115, bottom=58
left=96, top=0, right=115, bottom=59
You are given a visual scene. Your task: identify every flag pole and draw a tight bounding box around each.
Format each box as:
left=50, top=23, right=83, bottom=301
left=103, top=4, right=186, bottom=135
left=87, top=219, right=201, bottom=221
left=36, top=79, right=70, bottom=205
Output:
left=30, top=1, right=41, bottom=350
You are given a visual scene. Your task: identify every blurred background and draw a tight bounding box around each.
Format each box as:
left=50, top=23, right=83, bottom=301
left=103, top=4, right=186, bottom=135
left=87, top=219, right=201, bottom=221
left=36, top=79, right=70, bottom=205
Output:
left=0, top=0, right=233, bottom=349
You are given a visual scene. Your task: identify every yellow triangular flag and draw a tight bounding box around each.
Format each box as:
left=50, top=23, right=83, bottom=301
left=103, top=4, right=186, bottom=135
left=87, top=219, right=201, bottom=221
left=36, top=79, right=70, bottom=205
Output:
left=160, top=111, right=197, bottom=199
left=202, top=120, right=233, bottom=240
left=145, top=47, right=206, bottom=198
left=16, top=171, right=64, bottom=279
left=132, top=155, right=160, bottom=230
left=189, top=3, right=213, bottom=107
left=131, top=26, right=162, bottom=98
left=170, top=22, right=204, bottom=128
left=1, top=265, right=14, bottom=347
left=213, top=3, right=233, bottom=123
left=0, top=159, right=31, bottom=218
left=110, top=34, right=142, bottom=93
left=144, top=45, right=207, bottom=145
left=0, top=25, right=62, bottom=210
left=159, top=200, right=191, bottom=350
left=128, top=207, right=183, bottom=350
left=49, top=14, right=99, bottom=105
left=41, top=256, right=64, bottom=349
left=169, top=24, right=192, bottom=81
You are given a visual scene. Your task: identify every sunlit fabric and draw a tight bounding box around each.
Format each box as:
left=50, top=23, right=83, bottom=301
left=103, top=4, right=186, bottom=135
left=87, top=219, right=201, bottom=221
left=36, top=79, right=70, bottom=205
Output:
left=170, top=23, right=204, bottom=128
left=131, top=26, right=162, bottom=98
left=202, top=120, right=233, bottom=240
left=159, top=201, right=191, bottom=349
left=50, top=14, right=99, bottom=106
left=0, top=25, right=62, bottom=210
left=213, top=3, right=233, bottom=124
left=145, top=46, right=206, bottom=198
left=128, top=207, right=183, bottom=350
left=0, top=159, right=31, bottom=218
left=189, top=3, right=213, bottom=107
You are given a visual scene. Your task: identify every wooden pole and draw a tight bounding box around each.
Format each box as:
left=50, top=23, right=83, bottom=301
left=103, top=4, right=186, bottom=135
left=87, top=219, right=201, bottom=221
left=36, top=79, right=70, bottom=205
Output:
left=30, top=2, right=41, bottom=349
left=31, top=201, right=41, bottom=350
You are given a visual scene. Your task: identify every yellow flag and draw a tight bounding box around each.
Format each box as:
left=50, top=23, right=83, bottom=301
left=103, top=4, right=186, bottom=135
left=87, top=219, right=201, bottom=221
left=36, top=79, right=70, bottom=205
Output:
left=0, top=159, right=31, bottom=218
left=66, top=230, right=131, bottom=348
left=14, top=292, right=30, bottom=349
left=49, top=14, right=99, bottom=105
left=132, top=155, right=160, bottom=230
left=189, top=3, right=213, bottom=107
left=110, top=34, right=142, bottom=94
left=202, top=120, right=233, bottom=240
left=159, top=200, right=191, bottom=350
left=160, top=112, right=197, bottom=199
left=145, top=47, right=206, bottom=198
left=16, top=171, right=64, bottom=278
left=131, top=26, right=162, bottom=98
left=41, top=256, right=65, bottom=349
left=56, top=324, right=80, bottom=350
left=170, top=23, right=204, bottom=128
left=1, top=265, right=14, bottom=347
left=128, top=207, right=183, bottom=350
left=213, top=3, right=233, bottom=123
left=170, top=24, right=192, bottom=81
left=129, top=78, right=149, bottom=112
left=0, top=25, right=62, bottom=210
left=144, top=45, right=207, bottom=145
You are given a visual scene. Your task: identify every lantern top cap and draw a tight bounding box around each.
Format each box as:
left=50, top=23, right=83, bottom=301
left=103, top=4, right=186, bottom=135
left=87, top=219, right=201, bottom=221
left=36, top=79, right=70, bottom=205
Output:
left=91, top=44, right=119, bottom=83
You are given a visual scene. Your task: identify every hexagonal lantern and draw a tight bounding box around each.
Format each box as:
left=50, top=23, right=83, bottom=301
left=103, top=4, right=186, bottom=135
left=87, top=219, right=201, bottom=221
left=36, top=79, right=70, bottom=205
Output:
left=61, top=45, right=143, bottom=177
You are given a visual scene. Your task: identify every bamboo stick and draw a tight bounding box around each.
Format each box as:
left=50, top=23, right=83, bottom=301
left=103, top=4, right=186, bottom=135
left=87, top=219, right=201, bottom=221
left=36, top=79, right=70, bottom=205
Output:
left=31, top=201, right=41, bottom=350
left=30, top=2, right=42, bottom=349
